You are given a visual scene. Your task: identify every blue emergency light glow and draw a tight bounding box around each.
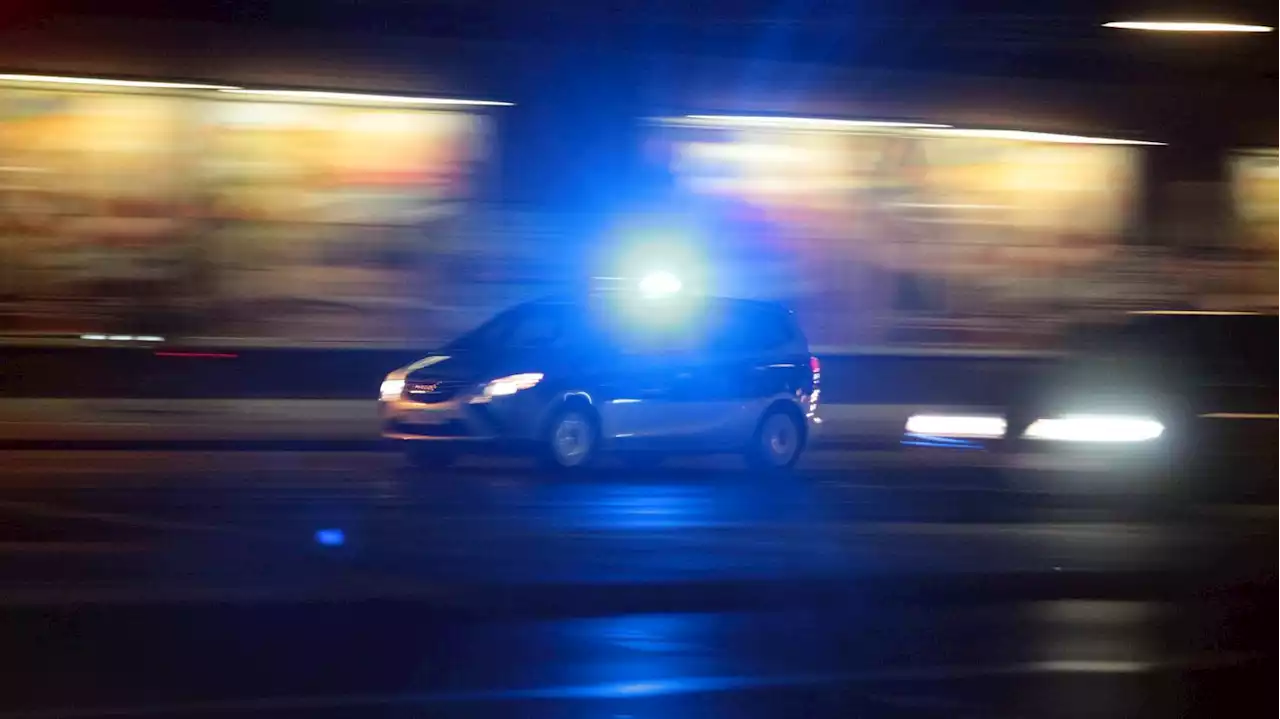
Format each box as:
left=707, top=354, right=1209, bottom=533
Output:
left=639, top=271, right=682, bottom=297
left=314, top=528, right=346, bottom=547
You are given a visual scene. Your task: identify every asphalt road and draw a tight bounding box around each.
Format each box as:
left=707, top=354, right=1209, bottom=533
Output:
left=0, top=449, right=1272, bottom=718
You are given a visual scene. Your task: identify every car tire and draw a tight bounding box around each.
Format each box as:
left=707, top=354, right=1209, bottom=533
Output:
left=404, top=443, right=457, bottom=470
left=746, top=407, right=805, bottom=471
left=541, top=406, right=599, bottom=471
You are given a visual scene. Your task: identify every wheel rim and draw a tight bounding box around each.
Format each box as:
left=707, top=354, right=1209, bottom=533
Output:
left=553, top=413, right=593, bottom=466
left=760, top=413, right=799, bottom=466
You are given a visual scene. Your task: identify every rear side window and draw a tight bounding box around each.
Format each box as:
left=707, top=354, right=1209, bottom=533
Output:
left=705, top=303, right=796, bottom=353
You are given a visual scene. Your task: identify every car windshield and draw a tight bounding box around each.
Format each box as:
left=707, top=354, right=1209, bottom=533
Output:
left=444, top=304, right=578, bottom=351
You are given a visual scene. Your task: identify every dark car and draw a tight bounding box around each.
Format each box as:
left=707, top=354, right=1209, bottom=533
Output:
left=904, top=311, right=1277, bottom=502
left=379, top=287, right=820, bottom=470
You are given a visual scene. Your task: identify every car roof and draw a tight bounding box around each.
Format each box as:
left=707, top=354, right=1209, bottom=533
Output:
left=528, top=293, right=792, bottom=313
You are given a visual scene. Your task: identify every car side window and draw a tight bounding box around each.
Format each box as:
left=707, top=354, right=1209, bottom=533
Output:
left=706, top=305, right=794, bottom=353
left=506, top=309, right=568, bottom=348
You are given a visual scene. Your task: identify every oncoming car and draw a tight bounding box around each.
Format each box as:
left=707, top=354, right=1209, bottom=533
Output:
left=902, top=311, right=1277, bottom=503
left=379, top=288, right=821, bottom=470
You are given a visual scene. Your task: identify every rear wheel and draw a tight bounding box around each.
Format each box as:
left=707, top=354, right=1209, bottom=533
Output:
left=746, top=408, right=805, bottom=471
left=541, top=407, right=599, bottom=470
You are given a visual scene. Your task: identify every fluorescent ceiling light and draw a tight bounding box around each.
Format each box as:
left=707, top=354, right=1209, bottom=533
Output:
left=1128, top=310, right=1261, bottom=316
left=220, top=89, right=513, bottom=106
left=0, top=74, right=239, bottom=90
left=1103, top=21, right=1273, bottom=33
left=683, top=115, right=951, bottom=130
left=922, top=128, right=1165, bottom=146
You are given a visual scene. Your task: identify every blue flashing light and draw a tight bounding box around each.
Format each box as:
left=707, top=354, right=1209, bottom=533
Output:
left=638, top=271, right=682, bottom=297
left=314, top=528, right=346, bottom=546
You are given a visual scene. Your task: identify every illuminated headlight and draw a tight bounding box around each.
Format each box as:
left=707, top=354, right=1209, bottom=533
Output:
left=483, top=373, right=544, bottom=397
left=1023, top=415, right=1164, bottom=443
left=379, top=378, right=405, bottom=401
left=905, top=414, right=1007, bottom=439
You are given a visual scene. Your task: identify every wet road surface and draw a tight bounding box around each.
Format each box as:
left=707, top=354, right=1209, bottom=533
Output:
left=0, top=449, right=1272, bottom=717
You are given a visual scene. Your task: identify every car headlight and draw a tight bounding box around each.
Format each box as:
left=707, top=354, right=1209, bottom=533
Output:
left=483, top=373, right=544, bottom=397
left=379, top=378, right=405, bottom=401
left=1023, top=415, right=1164, bottom=443
left=905, top=414, right=1007, bottom=438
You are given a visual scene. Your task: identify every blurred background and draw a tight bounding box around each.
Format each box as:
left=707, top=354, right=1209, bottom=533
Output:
left=0, top=0, right=1274, bottom=350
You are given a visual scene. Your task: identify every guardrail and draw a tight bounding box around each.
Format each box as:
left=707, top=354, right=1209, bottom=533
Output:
left=0, top=341, right=1056, bottom=405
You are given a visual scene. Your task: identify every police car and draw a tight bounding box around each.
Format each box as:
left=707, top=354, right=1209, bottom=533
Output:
left=379, top=274, right=820, bottom=470
left=903, top=311, right=1277, bottom=502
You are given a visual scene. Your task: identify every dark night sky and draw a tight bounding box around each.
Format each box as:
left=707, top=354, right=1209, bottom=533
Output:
left=4, top=0, right=1276, bottom=80
left=0, top=0, right=1274, bottom=205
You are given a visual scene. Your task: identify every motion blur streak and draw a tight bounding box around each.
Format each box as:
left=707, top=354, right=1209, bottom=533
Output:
left=0, top=73, right=238, bottom=89
left=218, top=88, right=515, bottom=106
left=1103, top=21, right=1274, bottom=32
left=681, top=115, right=952, bottom=129
left=923, top=128, right=1166, bottom=145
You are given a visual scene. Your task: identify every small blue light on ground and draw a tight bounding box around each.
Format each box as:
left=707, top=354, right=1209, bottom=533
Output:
left=314, top=528, right=345, bottom=546
left=900, top=434, right=984, bottom=450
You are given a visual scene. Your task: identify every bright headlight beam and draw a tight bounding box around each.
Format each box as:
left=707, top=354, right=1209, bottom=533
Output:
left=483, top=373, right=544, bottom=397
left=1103, top=21, right=1273, bottom=33
left=379, top=378, right=405, bottom=401
left=1024, top=415, right=1164, bottom=443
left=905, top=414, right=1007, bottom=439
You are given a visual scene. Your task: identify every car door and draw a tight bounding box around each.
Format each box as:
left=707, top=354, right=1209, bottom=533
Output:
left=679, top=302, right=804, bottom=445
left=588, top=309, right=708, bottom=445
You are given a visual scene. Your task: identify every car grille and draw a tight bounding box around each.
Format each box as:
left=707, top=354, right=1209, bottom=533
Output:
left=403, top=378, right=467, bottom=403
left=388, top=419, right=472, bottom=437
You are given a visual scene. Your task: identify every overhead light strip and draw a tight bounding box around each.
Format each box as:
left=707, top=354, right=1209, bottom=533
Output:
left=219, top=88, right=514, bottom=106
left=921, top=128, right=1165, bottom=146
left=1103, top=21, right=1273, bottom=33
left=0, top=73, right=239, bottom=90
left=683, top=115, right=952, bottom=129
left=0, top=74, right=514, bottom=106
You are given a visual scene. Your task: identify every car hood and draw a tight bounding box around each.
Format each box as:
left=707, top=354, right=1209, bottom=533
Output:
left=398, top=350, right=548, bottom=383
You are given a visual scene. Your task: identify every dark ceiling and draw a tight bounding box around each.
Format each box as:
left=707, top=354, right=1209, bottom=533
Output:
left=4, top=0, right=1275, bottom=81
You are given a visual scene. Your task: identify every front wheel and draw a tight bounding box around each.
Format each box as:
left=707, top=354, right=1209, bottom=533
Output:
left=746, top=408, right=805, bottom=471
left=540, top=407, right=599, bottom=470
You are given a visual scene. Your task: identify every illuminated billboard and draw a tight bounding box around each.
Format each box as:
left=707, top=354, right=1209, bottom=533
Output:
left=0, top=83, right=492, bottom=342
left=650, top=116, right=1147, bottom=348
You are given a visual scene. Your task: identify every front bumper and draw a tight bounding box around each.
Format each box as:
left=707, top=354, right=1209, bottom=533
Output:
left=380, top=390, right=550, bottom=443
